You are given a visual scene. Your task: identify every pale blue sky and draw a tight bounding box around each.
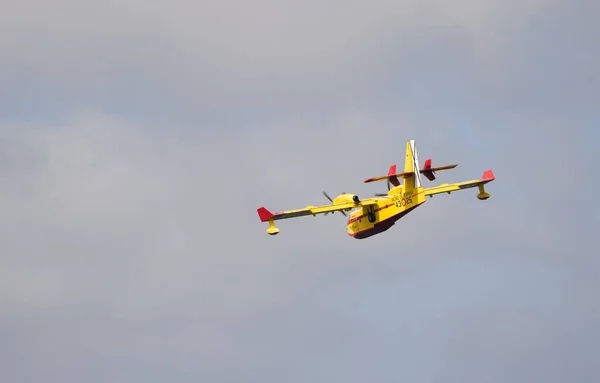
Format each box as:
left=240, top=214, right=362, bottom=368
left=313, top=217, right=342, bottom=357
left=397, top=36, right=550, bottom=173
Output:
left=0, top=1, right=598, bottom=382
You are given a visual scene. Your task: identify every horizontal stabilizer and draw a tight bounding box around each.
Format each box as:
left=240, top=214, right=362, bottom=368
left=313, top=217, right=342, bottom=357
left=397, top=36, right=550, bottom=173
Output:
left=364, top=160, right=458, bottom=184
left=363, top=164, right=399, bottom=185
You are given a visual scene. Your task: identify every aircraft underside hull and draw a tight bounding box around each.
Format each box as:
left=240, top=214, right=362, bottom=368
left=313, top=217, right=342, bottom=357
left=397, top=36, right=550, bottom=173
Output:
left=349, top=204, right=420, bottom=239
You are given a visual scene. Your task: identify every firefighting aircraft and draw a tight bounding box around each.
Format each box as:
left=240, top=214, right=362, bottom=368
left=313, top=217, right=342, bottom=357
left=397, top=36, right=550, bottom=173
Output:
left=257, top=140, right=495, bottom=239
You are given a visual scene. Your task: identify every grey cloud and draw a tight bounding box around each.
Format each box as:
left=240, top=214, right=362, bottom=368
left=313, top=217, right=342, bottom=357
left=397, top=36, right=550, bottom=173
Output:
left=1, top=0, right=599, bottom=382
left=1, top=106, right=596, bottom=382
left=1, top=0, right=558, bottom=121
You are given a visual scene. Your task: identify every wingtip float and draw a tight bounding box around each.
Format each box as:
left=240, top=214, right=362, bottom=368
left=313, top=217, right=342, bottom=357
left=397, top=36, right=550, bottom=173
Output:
left=257, top=139, right=496, bottom=239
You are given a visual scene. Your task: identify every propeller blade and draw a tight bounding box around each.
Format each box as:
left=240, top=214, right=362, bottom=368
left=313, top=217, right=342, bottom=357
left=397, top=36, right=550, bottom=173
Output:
left=322, top=191, right=347, bottom=216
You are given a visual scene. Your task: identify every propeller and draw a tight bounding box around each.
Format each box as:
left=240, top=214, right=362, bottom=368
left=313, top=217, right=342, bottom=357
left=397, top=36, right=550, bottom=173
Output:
left=374, top=179, right=391, bottom=197
left=322, top=191, right=347, bottom=216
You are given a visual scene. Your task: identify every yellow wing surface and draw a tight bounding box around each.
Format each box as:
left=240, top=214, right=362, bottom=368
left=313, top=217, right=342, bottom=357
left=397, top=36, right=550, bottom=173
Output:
left=258, top=199, right=378, bottom=221
left=424, top=169, right=495, bottom=198
left=257, top=195, right=379, bottom=235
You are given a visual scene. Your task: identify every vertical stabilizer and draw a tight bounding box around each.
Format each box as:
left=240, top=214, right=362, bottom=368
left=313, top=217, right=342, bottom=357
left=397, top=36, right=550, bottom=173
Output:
left=403, top=140, right=422, bottom=191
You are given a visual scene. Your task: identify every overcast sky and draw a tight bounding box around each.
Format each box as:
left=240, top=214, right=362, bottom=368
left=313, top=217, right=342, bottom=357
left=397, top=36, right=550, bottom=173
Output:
left=1, top=1, right=598, bottom=382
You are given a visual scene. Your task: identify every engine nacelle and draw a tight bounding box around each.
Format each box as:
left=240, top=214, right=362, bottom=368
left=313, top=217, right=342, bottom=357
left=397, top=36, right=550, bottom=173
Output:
left=332, top=193, right=360, bottom=205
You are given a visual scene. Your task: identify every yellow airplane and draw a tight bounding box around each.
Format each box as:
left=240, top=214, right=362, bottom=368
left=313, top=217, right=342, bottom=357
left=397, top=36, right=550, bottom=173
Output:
left=257, top=140, right=495, bottom=239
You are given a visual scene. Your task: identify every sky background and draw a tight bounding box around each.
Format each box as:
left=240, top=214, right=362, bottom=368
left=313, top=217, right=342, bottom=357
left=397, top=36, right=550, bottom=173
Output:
left=1, top=1, right=599, bottom=382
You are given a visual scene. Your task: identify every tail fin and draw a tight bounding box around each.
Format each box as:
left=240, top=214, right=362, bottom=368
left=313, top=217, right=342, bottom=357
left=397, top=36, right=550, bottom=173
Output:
left=402, top=140, right=422, bottom=191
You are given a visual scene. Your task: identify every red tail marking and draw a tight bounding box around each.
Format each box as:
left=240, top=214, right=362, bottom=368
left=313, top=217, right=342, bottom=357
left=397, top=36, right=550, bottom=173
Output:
left=387, top=164, right=397, bottom=176
left=421, top=158, right=436, bottom=181
left=388, top=164, right=400, bottom=186
left=257, top=207, right=274, bottom=222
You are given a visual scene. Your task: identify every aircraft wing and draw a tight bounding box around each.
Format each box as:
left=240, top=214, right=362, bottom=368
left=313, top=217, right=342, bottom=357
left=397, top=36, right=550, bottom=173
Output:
left=424, top=169, right=495, bottom=197
left=257, top=199, right=378, bottom=222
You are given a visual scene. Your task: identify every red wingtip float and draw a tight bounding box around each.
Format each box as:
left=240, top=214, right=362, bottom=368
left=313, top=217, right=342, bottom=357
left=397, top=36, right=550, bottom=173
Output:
left=257, top=140, right=496, bottom=239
